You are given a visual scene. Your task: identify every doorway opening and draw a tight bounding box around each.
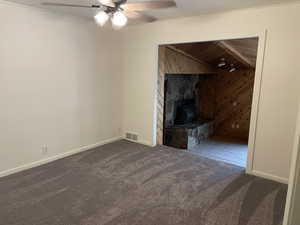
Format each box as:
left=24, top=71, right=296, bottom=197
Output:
left=157, top=38, right=259, bottom=168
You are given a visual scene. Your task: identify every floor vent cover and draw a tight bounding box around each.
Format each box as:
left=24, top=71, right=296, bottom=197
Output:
left=126, top=133, right=138, bottom=141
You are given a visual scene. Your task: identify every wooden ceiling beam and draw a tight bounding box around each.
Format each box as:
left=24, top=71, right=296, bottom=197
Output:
left=216, top=41, right=255, bottom=68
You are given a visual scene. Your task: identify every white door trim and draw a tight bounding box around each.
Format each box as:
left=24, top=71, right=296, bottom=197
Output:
left=246, top=30, right=267, bottom=174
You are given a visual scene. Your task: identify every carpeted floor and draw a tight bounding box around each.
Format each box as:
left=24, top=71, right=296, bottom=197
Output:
left=0, top=140, right=287, bottom=225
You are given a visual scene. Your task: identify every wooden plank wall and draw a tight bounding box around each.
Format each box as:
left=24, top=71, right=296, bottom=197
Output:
left=156, top=47, right=166, bottom=145
left=214, top=69, right=255, bottom=141
left=197, top=69, right=255, bottom=141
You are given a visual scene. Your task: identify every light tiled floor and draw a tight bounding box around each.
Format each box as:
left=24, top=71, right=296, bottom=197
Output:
left=188, top=137, right=248, bottom=167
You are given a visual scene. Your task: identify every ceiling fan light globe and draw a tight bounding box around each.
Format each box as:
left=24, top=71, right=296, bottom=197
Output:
left=112, top=11, right=128, bottom=29
left=94, top=11, right=109, bottom=26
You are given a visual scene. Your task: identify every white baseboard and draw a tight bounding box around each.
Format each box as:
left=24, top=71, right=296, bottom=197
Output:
left=248, top=170, right=289, bottom=184
left=0, top=136, right=122, bottom=179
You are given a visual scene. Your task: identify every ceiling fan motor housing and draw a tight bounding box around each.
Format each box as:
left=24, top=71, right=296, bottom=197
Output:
left=101, top=0, right=127, bottom=14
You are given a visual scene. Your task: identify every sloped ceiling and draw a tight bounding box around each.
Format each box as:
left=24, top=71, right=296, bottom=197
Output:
left=168, top=38, right=259, bottom=69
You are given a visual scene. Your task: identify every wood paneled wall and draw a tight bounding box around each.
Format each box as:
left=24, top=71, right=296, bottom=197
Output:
left=214, top=69, right=255, bottom=141
left=197, top=69, right=255, bottom=140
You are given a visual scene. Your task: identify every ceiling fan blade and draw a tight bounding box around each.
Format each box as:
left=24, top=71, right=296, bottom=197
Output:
left=42, top=2, right=99, bottom=8
left=122, top=1, right=176, bottom=11
left=124, top=11, right=157, bottom=23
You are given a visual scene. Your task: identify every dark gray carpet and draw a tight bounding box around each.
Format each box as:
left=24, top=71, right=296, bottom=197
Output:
left=0, top=140, right=287, bottom=225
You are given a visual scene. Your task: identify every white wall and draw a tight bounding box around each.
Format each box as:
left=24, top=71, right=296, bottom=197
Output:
left=119, top=2, right=300, bottom=182
left=0, top=1, right=121, bottom=175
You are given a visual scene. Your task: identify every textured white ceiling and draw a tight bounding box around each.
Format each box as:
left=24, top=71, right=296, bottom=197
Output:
left=4, top=0, right=299, bottom=23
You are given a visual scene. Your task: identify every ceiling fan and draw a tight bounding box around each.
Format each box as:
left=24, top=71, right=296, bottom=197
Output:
left=42, top=0, right=177, bottom=28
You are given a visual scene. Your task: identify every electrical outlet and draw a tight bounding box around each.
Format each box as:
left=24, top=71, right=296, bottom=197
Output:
left=42, top=145, right=48, bottom=155
left=233, top=101, right=237, bottom=106
left=236, top=124, right=240, bottom=129
left=231, top=124, right=235, bottom=129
